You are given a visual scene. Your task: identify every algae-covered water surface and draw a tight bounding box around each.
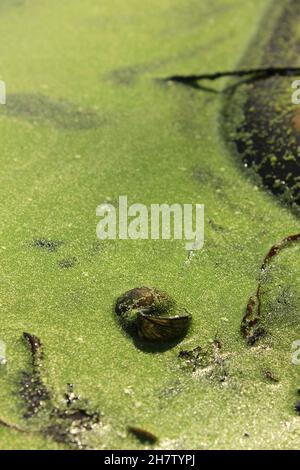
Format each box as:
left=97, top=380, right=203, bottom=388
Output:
left=0, top=0, right=300, bottom=451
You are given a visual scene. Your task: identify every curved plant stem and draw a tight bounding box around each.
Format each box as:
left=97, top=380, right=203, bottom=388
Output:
left=241, top=233, right=300, bottom=342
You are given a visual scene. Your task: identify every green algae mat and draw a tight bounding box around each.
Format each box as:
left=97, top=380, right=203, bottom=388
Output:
left=1, top=0, right=300, bottom=450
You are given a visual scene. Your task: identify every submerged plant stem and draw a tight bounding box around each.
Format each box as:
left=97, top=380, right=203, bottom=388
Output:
left=241, top=233, right=300, bottom=342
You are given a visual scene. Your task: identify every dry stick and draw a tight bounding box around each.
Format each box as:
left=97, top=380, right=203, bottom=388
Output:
left=164, top=67, right=300, bottom=83
left=0, top=335, right=45, bottom=436
left=241, top=233, right=300, bottom=339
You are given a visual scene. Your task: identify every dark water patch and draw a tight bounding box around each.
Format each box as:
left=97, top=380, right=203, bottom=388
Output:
left=179, top=346, right=206, bottom=372
left=58, top=257, right=77, bottom=269
left=31, top=238, right=63, bottom=253
left=46, top=383, right=100, bottom=449
left=208, top=219, right=225, bottom=233
left=179, top=339, right=228, bottom=383
left=2, top=94, right=103, bottom=130
left=20, top=333, right=51, bottom=419
left=233, top=75, right=300, bottom=209
left=16, top=333, right=102, bottom=448
left=107, top=65, right=144, bottom=86
left=246, top=328, right=266, bottom=346
left=20, top=371, right=51, bottom=419
left=223, top=1, right=300, bottom=210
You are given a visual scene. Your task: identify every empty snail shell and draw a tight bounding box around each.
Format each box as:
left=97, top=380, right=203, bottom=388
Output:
left=115, top=286, right=191, bottom=342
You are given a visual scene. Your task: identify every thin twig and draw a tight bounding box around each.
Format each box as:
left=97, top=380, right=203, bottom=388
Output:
left=164, top=67, right=300, bottom=83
